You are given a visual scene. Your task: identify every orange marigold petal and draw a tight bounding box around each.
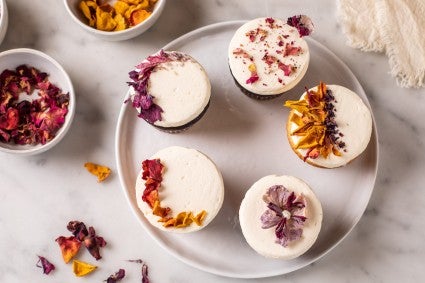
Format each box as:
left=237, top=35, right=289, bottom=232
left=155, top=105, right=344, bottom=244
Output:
left=72, top=260, right=97, bottom=277
left=130, top=9, right=151, bottom=26
left=84, top=162, right=111, bottom=182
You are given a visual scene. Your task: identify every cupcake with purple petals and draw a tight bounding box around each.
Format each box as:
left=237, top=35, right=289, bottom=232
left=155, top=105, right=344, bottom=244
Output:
left=239, top=175, right=322, bottom=259
left=127, top=50, right=211, bottom=133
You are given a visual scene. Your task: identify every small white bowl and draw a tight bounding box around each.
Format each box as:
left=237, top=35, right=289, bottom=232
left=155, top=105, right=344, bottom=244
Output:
left=63, top=0, right=166, bottom=41
left=0, top=48, right=75, bottom=156
left=0, top=0, right=9, bottom=45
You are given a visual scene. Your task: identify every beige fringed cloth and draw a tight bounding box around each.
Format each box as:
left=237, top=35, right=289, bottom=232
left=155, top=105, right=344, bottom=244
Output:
left=337, top=0, right=425, bottom=88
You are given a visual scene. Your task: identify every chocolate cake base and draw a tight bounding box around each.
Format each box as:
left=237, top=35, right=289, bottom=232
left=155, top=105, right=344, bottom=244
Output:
left=229, top=66, right=283, bottom=100
left=148, top=100, right=211, bottom=134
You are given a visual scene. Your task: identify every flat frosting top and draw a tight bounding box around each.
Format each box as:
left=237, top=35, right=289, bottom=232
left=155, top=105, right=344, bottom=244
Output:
left=149, top=56, right=211, bottom=127
left=239, top=175, right=323, bottom=259
left=136, top=146, right=224, bottom=233
left=288, top=85, right=373, bottom=168
left=228, top=17, right=310, bottom=95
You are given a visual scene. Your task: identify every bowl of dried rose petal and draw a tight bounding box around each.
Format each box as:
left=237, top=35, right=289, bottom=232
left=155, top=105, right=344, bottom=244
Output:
left=0, top=0, right=9, bottom=45
left=64, top=0, right=166, bottom=41
left=0, top=48, right=75, bottom=155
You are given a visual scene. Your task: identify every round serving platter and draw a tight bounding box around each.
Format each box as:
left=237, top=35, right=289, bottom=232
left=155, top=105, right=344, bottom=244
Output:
left=115, top=21, right=378, bottom=278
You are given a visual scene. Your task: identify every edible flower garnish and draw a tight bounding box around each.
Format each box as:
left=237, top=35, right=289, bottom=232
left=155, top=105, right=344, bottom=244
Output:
left=261, top=185, right=307, bottom=247
left=232, top=48, right=259, bottom=84
left=79, top=0, right=158, bottom=31
left=72, top=260, right=97, bottom=277
left=55, top=236, right=82, bottom=263
left=67, top=220, right=107, bottom=260
left=105, top=269, right=126, bottom=283
left=141, top=158, right=207, bottom=228
left=287, top=15, right=314, bottom=37
left=36, top=256, right=55, bottom=275
left=128, top=259, right=150, bottom=283
left=84, top=162, right=112, bottom=182
left=127, top=50, right=190, bottom=123
left=56, top=221, right=107, bottom=263
left=0, top=65, right=69, bottom=145
left=284, top=82, right=345, bottom=160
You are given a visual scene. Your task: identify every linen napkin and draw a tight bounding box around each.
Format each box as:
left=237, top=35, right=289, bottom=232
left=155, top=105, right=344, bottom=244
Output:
left=337, top=0, right=425, bottom=88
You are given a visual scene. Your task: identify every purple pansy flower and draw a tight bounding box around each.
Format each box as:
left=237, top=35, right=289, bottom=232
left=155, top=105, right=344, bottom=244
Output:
left=260, top=185, right=307, bottom=247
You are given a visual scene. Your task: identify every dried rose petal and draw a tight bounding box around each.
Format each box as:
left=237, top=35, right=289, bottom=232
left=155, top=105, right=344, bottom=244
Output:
left=127, top=50, right=193, bottom=124
left=67, top=220, right=89, bottom=241
left=284, top=43, right=302, bottom=56
left=142, top=159, right=163, bottom=181
left=0, top=108, right=19, bottom=130
left=55, top=236, right=82, bottom=263
left=36, top=256, right=55, bottom=275
left=64, top=221, right=106, bottom=260
left=0, top=65, right=69, bottom=146
left=83, top=226, right=107, bottom=260
left=287, top=15, right=314, bottom=37
left=106, top=269, right=126, bottom=283
left=278, top=62, right=293, bottom=76
left=129, top=259, right=150, bottom=283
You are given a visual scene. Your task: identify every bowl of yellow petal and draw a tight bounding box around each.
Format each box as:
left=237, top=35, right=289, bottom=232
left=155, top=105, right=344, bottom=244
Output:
left=64, top=0, right=166, bottom=41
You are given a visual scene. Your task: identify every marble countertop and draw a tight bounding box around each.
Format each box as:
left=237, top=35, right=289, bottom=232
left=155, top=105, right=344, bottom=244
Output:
left=1, top=0, right=424, bottom=282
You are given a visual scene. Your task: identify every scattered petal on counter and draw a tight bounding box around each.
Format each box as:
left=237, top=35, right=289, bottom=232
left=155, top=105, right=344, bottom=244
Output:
left=67, top=220, right=89, bottom=242
left=72, top=260, right=97, bottom=277
left=36, top=256, right=55, bottom=275
left=105, top=268, right=126, bottom=283
left=128, top=259, right=150, bottom=283
left=55, top=236, right=82, bottom=263
left=65, top=220, right=107, bottom=260
left=84, top=162, right=111, bottom=182
left=84, top=226, right=107, bottom=260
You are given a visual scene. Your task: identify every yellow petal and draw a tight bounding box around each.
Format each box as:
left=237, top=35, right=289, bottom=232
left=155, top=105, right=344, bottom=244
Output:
left=114, top=0, right=130, bottom=15
left=114, top=14, right=127, bottom=31
left=72, top=260, right=97, bottom=277
left=193, top=210, right=207, bottom=226
left=96, top=7, right=117, bottom=31
left=84, top=162, right=111, bottom=182
left=79, top=1, right=93, bottom=21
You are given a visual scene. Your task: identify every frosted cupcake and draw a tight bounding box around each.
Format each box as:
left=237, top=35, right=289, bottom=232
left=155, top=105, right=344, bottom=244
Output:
left=127, top=50, right=211, bottom=132
left=285, top=82, right=373, bottom=168
left=239, top=175, right=322, bottom=259
left=135, top=146, right=224, bottom=233
left=228, top=16, right=314, bottom=100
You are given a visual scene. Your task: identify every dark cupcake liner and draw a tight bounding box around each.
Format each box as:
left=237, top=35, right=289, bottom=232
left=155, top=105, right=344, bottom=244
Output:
left=147, top=100, right=211, bottom=134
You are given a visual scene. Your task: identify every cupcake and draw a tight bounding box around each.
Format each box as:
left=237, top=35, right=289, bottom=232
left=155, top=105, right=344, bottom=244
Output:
left=284, top=82, right=373, bottom=168
left=228, top=16, right=314, bottom=100
left=135, top=146, right=224, bottom=233
left=127, top=50, right=211, bottom=132
left=239, top=175, right=322, bottom=259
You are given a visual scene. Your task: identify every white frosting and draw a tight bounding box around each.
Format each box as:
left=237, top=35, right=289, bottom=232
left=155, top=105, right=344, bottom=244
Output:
left=136, top=146, right=224, bottom=233
left=130, top=52, right=211, bottom=128
left=288, top=85, right=373, bottom=168
left=239, top=175, right=322, bottom=259
left=150, top=57, right=210, bottom=127
left=228, top=18, right=310, bottom=96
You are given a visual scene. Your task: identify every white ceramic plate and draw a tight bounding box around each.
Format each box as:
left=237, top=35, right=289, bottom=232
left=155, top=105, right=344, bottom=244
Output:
left=115, top=21, right=378, bottom=278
